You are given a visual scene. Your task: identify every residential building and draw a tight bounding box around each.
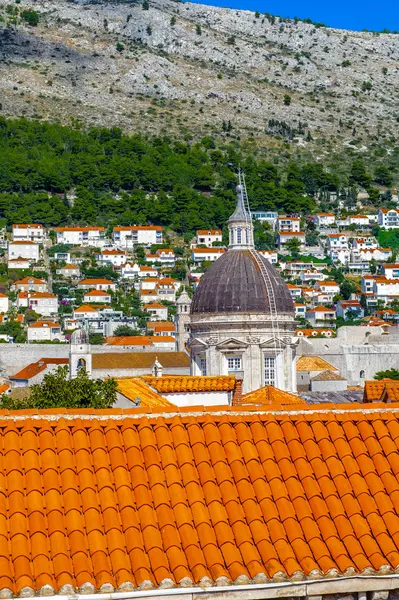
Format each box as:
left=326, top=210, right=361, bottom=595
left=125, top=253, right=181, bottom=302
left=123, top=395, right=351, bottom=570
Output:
left=145, top=249, right=176, bottom=266
left=8, top=241, right=40, bottom=261
left=12, top=223, right=45, bottom=242
left=113, top=225, right=163, bottom=248
left=140, top=289, right=158, bottom=303
left=143, top=303, right=168, bottom=321
left=284, top=261, right=327, bottom=275
left=77, top=278, right=117, bottom=292
left=12, top=277, right=48, bottom=293
left=156, top=278, right=180, bottom=302
left=373, top=277, right=399, bottom=303
left=277, top=216, right=301, bottom=232
left=83, top=290, right=112, bottom=304
left=286, top=284, right=303, bottom=300
left=251, top=211, right=278, bottom=229
left=277, top=231, right=306, bottom=250
left=352, top=248, right=392, bottom=263
left=349, top=214, right=369, bottom=227
left=27, top=321, right=64, bottom=343
left=258, top=250, right=278, bottom=264
left=336, top=300, right=365, bottom=320
left=330, top=248, right=351, bottom=265
left=56, top=264, right=81, bottom=278
left=378, top=208, right=399, bottom=229
left=327, top=233, right=348, bottom=251
left=192, top=248, right=226, bottom=264
left=382, top=264, right=399, bottom=280
left=140, top=277, right=159, bottom=291
left=9, top=358, right=69, bottom=387
left=56, top=226, right=105, bottom=247
left=29, top=292, right=58, bottom=316
left=196, top=229, right=223, bottom=247
left=0, top=293, right=9, bottom=314
left=73, top=305, right=100, bottom=320
left=315, top=281, right=340, bottom=301
left=352, top=236, right=378, bottom=250
left=305, top=306, right=336, bottom=326
left=7, top=258, right=31, bottom=270
left=361, top=275, right=376, bottom=294
left=97, top=249, right=127, bottom=267
left=294, top=302, right=306, bottom=319
left=299, top=270, right=326, bottom=283
left=148, top=321, right=176, bottom=338
left=315, top=213, right=335, bottom=228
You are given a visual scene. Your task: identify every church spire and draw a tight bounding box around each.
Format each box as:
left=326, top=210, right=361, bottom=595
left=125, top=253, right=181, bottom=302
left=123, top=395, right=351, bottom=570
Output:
left=228, top=173, right=254, bottom=250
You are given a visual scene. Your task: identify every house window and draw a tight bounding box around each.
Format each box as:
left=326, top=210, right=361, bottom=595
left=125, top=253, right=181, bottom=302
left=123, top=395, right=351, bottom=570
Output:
left=227, top=356, right=242, bottom=372
left=264, top=356, right=276, bottom=386
left=199, top=358, right=207, bottom=376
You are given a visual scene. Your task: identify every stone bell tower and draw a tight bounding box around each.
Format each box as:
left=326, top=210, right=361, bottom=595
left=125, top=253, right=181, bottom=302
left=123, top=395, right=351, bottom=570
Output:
left=176, top=290, right=192, bottom=351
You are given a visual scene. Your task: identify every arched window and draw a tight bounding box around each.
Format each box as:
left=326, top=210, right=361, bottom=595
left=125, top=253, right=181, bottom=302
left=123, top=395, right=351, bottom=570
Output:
left=237, top=227, right=242, bottom=244
left=360, top=370, right=365, bottom=379
left=77, top=358, right=86, bottom=371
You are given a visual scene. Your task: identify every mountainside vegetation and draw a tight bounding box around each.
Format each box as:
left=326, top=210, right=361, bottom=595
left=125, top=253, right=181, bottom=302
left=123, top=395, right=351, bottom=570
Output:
left=0, top=117, right=398, bottom=238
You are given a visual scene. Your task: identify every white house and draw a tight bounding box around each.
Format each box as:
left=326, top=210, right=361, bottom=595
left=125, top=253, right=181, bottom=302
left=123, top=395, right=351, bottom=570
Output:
left=145, top=249, right=176, bottom=266
left=56, top=227, right=105, bottom=247
left=382, top=264, right=399, bottom=280
left=330, top=248, right=351, bottom=265
left=299, top=270, right=326, bottom=283
left=56, top=264, right=81, bottom=278
left=8, top=258, right=31, bottom=270
left=306, top=306, right=336, bottom=327
left=373, top=277, right=399, bottom=303
left=140, top=278, right=159, bottom=291
left=278, top=216, right=301, bottom=232
left=352, top=237, right=378, bottom=250
left=27, top=321, right=64, bottom=343
left=12, top=277, right=48, bottom=293
left=361, top=275, right=376, bottom=294
left=294, top=303, right=306, bottom=319
left=349, top=215, right=369, bottom=228
left=258, top=250, right=278, bottom=264
left=277, top=231, right=306, bottom=250
left=97, top=249, right=126, bottom=267
left=378, top=208, right=399, bottom=229
left=196, top=229, right=223, bottom=248
left=19, top=292, right=59, bottom=316
left=315, top=213, right=335, bottom=228
left=353, top=248, right=392, bottom=263
left=143, top=302, right=168, bottom=321
left=315, top=280, right=340, bottom=301
left=73, top=305, right=100, bottom=320
left=77, top=278, right=116, bottom=292
left=12, top=224, right=45, bottom=242
left=251, top=211, right=279, bottom=229
left=327, top=233, right=348, bottom=250
left=0, top=293, right=9, bottom=314
left=8, top=241, right=40, bottom=261
left=286, top=284, right=303, bottom=300
left=113, top=225, right=163, bottom=248
left=191, top=248, right=226, bottom=264
left=83, top=290, right=112, bottom=304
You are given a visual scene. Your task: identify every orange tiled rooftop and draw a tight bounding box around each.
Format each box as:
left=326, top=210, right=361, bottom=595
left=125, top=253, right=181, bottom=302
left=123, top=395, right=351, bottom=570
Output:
left=0, top=404, right=399, bottom=595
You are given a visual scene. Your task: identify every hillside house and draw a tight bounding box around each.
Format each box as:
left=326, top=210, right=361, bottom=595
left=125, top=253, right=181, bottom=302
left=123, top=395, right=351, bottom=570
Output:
left=306, top=306, right=337, bottom=326
left=277, top=216, right=300, bottom=232
left=336, top=300, right=365, bottom=320
left=56, top=226, right=105, bottom=247
left=113, top=225, right=163, bottom=248
left=251, top=210, right=278, bottom=229
left=17, top=292, right=58, bottom=316
left=196, top=229, right=222, bottom=247
left=192, top=247, right=225, bottom=264
left=77, top=278, right=116, bottom=292
left=0, top=293, right=9, bottom=314
left=83, top=290, right=112, bottom=304
left=27, top=321, right=64, bottom=343
left=8, top=241, right=39, bottom=261
left=143, top=302, right=168, bottom=321
left=97, top=249, right=126, bottom=267
left=378, top=208, right=399, bottom=229
left=12, top=223, right=45, bottom=242
left=277, top=231, right=305, bottom=250
left=56, top=264, right=81, bottom=278
left=145, top=249, right=176, bottom=266
left=315, top=213, right=335, bottom=227
left=12, top=277, right=48, bottom=293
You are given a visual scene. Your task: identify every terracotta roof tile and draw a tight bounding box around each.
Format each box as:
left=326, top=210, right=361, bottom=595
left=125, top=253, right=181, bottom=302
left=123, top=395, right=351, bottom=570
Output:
left=141, top=375, right=236, bottom=393
left=1, top=406, right=399, bottom=594
left=296, top=356, right=337, bottom=372
left=116, top=379, right=175, bottom=408
left=92, top=352, right=190, bottom=370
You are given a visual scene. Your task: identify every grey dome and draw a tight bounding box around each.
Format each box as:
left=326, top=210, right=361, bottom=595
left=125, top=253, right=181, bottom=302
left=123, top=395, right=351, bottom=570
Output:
left=191, top=250, right=294, bottom=315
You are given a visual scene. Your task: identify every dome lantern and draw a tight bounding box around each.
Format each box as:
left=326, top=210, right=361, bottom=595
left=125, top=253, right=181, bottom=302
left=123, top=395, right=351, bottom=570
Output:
left=228, top=183, right=255, bottom=250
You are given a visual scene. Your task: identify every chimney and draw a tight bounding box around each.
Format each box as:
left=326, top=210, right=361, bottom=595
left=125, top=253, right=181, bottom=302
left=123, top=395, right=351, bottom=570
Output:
left=232, top=378, right=243, bottom=406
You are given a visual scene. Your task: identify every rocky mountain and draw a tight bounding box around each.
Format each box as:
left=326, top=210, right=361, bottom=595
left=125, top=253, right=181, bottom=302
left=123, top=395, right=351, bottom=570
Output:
left=1, top=0, right=398, bottom=148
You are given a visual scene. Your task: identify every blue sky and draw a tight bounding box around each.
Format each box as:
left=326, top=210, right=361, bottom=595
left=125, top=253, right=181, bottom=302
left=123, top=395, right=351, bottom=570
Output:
left=191, top=0, right=398, bottom=31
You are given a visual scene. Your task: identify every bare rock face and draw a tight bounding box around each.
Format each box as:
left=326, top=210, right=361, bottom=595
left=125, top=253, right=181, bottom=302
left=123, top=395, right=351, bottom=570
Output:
left=0, top=0, right=398, bottom=146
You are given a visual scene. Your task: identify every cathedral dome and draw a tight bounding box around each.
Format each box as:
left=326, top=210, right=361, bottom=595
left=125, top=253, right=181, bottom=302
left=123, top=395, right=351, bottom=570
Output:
left=191, top=250, right=294, bottom=315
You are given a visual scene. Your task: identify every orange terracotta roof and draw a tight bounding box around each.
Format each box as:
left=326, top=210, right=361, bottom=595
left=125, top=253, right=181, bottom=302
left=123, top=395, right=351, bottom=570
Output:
left=56, top=226, right=105, bottom=232
left=28, top=321, right=60, bottom=328
left=197, top=229, right=222, bottom=235
left=0, top=384, right=10, bottom=394
left=92, top=351, right=190, bottom=370
left=9, top=240, right=38, bottom=245
left=240, top=385, right=304, bottom=406
left=60, top=264, right=77, bottom=269
left=27, top=292, right=56, bottom=299
left=131, top=225, right=162, bottom=231
left=0, top=405, right=399, bottom=593
left=78, top=278, right=115, bottom=285
left=296, top=356, right=337, bottom=371
left=13, top=223, right=43, bottom=228
left=311, top=369, right=346, bottom=381
left=143, top=302, right=165, bottom=309
left=10, top=358, right=68, bottom=380
left=192, top=247, right=225, bottom=254
left=83, top=290, right=111, bottom=297
left=105, top=336, right=153, bottom=346
left=116, top=378, right=175, bottom=408
left=74, top=304, right=98, bottom=313
left=142, top=375, right=236, bottom=393
left=14, top=277, right=46, bottom=285
left=149, top=322, right=176, bottom=332
left=101, top=249, right=126, bottom=255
